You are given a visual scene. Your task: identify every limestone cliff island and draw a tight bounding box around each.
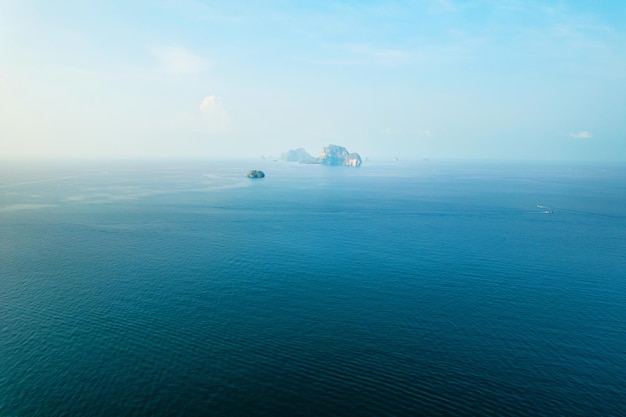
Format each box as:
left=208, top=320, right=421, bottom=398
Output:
left=247, top=170, right=265, bottom=178
left=280, top=144, right=362, bottom=167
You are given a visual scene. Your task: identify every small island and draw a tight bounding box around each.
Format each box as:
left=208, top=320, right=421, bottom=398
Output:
left=247, top=170, right=265, bottom=178
left=280, top=144, right=362, bottom=167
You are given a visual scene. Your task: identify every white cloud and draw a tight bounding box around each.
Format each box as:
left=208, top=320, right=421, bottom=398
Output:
left=381, top=127, right=432, bottom=137
left=200, top=95, right=231, bottom=133
left=346, top=44, right=412, bottom=66
left=431, top=0, right=460, bottom=13
left=200, top=95, right=219, bottom=113
left=569, top=130, right=593, bottom=139
left=152, top=46, right=210, bottom=75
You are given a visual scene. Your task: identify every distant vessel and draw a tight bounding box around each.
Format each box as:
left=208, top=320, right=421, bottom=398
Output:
left=536, top=204, right=553, bottom=214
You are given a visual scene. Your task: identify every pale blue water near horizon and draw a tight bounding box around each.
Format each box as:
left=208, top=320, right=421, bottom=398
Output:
left=1, top=159, right=625, bottom=416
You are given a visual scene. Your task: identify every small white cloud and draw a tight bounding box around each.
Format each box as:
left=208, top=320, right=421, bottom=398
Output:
left=153, top=46, right=210, bottom=75
left=431, top=0, right=459, bottom=13
left=570, top=131, right=592, bottom=139
left=347, top=44, right=412, bottom=66
left=382, top=127, right=432, bottom=137
left=200, top=95, right=230, bottom=133
left=200, top=95, right=220, bottom=114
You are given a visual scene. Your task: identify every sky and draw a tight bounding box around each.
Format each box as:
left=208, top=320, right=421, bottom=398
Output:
left=1, top=0, right=625, bottom=161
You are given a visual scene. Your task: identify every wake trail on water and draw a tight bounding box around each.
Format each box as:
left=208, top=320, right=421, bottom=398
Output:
left=0, top=172, right=109, bottom=189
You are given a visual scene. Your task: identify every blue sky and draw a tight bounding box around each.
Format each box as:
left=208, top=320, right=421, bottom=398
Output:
left=1, top=0, right=625, bottom=160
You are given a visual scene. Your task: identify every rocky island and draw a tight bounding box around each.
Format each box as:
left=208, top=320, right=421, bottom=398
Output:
left=279, top=148, right=316, bottom=163
left=280, top=144, right=362, bottom=167
left=317, top=144, right=362, bottom=167
left=247, top=170, right=265, bottom=178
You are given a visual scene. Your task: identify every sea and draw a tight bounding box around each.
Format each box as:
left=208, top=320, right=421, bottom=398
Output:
left=1, top=159, right=625, bottom=416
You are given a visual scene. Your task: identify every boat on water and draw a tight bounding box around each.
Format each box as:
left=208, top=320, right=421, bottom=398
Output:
left=537, top=204, right=553, bottom=214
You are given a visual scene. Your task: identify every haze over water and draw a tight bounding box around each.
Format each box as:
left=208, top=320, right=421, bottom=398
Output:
left=2, top=1, right=625, bottom=161
left=2, top=160, right=625, bottom=416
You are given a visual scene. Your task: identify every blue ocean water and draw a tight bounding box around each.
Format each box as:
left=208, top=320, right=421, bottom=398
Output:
left=1, top=159, right=625, bottom=416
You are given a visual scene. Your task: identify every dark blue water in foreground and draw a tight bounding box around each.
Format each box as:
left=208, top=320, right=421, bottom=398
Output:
left=1, top=160, right=625, bottom=416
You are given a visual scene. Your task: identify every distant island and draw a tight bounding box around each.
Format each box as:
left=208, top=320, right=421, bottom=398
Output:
left=280, top=148, right=317, bottom=163
left=280, top=144, right=362, bottom=167
left=247, top=170, right=265, bottom=178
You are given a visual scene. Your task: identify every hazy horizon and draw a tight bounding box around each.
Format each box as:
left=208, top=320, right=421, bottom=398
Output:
left=2, top=1, right=625, bottom=161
